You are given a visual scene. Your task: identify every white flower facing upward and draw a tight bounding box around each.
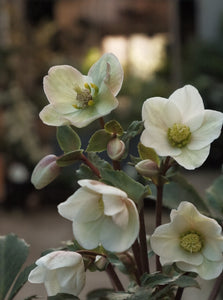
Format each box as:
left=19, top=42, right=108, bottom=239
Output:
left=140, top=85, right=223, bottom=169
left=150, top=202, right=223, bottom=280
left=40, top=53, right=123, bottom=128
left=58, top=180, right=139, bottom=253
left=28, top=251, right=85, bottom=297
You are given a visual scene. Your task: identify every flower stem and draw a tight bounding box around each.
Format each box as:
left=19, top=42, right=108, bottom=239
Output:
left=99, top=117, right=105, bottom=129
left=139, top=205, right=150, bottom=274
left=208, top=272, right=223, bottom=300
left=132, top=239, right=143, bottom=280
left=175, top=287, right=184, bottom=300
left=81, top=154, right=101, bottom=178
left=113, top=160, right=121, bottom=170
left=106, top=263, right=125, bottom=291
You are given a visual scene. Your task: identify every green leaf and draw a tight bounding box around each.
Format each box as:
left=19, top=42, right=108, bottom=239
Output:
left=76, top=164, right=98, bottom=180
left=141, top=273, right=175, bottom=289
left=8, top=263, right=36, bottom=300
left=155, top=173, right=210, bottom=214
left=206, top=174, right=223, bottom=219
left=107, top=253, right=129, bottom=275
left=138, top=143, right=160, bottom=166
left=100, top=169, right=150, bottom=206
left=104, top=120, right=124, bottom=136
left=87, top=289, right=130, bottom=300
left=0, top=234, right=29, bottom=300
left=56, top=150, right=83, bottom=167
left=86, top=130, right=112, bottom=152
left=48, top=293, right=79, bottom=300
left=122, top=121, right=144, bottom=158
left=174, top=275, right=199, bottom=289
left=57, top=126, right=81, bottom=153
left=87, top=152, right=112, bottom=171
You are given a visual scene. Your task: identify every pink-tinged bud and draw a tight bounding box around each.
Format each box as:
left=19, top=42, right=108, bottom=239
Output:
left=135, top=159, right=159, bottom=178
left=31, top=154, right=61, bottom=189
left=107, top=137, right=125, bottom=160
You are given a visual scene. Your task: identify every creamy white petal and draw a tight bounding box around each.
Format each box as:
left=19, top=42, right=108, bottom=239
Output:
left=88, top=53, right=123, bottom=96
left=41, top=251, right=83, bottom=270
left=142, top=97, right=178, bottom=129
left=103, top=194, right=125, bottom=216
left=112, top=203, right=129, bottom=228
left=72, top=217, right=104, bottom=250
left=188, top=110, right=223, bottom=150
left=43, top=65, right=84, bottom=104
left=169, top=85, right=205, bottom=123
left=150, top=223, right=203, bottom=266
left=140, top=126, right=181, bottom=157
left=173, top=145, right=210, bottom=170
left=58, top=187, right=102, bottom=222
left=40, top=104, right=69, bottom=126
left=202, top=239, right=223, bottom=261
left=44, top=270, right=59, bottom=296
left=184, top=112, right=204, bottom=132
left=28, top=265, right=46, bottom=283
left=78, top=180, right=127, bottom=198
left=177, top=258, right=223, bottom=280
left=100, top=201, right=139, bottom=252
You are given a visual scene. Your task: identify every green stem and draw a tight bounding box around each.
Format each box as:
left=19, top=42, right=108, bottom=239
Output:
left=81, top=153, right=101, bottom=178
left=106, top=263, right=125, bottom=291
left=139, top=205, right=150, bottom=274
left=208, top=272, right=223, bottom=300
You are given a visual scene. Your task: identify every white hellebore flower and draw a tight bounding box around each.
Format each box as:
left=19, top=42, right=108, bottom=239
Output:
left=28, top=251, right=85, bottom=296
left=150, top=202, right=223, bottom=280
left=58, top=180, right=139, bottom=252
left=40, top=53, right=123, bottom=128
left=141, top=85, right=223, bottom=169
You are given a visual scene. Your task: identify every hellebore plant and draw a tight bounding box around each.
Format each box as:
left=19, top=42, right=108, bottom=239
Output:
left=3, top=52, right=223, bottom=300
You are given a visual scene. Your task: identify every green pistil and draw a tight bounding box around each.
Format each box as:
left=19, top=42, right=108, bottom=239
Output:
left=73, top=82, right=98, bottom=109
left=180, top=231, right=203, bottom=253
left=98, top=197, right=104, bottom=212
left=168, top=123, right=191, bottom=148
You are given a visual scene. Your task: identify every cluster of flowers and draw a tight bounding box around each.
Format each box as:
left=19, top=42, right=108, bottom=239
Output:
left=29, top=53, right=223, bottom=297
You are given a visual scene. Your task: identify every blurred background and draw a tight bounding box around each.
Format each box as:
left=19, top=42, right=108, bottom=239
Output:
left=0, top=0, right=223, bottom=298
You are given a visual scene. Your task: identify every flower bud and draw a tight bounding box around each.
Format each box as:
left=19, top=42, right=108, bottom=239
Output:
left=31, top=154, right=61, bottom=189
left=94, top=255, right=108, bottom=271
left=107, top=137, right=125, bottom=160
left=135, top=159, right=159, bottom=178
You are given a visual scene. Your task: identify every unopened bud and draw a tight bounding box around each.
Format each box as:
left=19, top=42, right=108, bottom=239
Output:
left=95, top=255, right=108, bottom=271
left=135, top=159, right=159, bottom=178
left=107, top=137, right=125, bottom=160
left=31, top=154, right=61, bottom=189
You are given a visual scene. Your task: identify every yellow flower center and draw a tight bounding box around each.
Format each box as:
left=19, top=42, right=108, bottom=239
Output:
left=73, top=82, right=98, bottom=109
left=180, top=231, right=203, bottom=253
left=168, top=123, right=191, bottom=148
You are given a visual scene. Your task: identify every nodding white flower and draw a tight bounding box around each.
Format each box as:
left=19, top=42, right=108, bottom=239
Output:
left=140, top=85, right=223, bottom=169
left=150, top=202, right=223, bottom=280
left=40, top=53, right=123, bottom=128
left=58, top=180, right=139, bottom=253
left=28, top=251, right=85, bottom=296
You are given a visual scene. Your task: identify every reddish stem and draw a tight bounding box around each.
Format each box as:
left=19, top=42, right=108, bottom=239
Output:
left=81, top=153, right=101, bottom=178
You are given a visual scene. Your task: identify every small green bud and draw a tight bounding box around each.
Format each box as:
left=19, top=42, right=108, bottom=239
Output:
left=107, top=137, right=125, bottom=160
left=31, top=154, right=61, bottom=189
left=135, top=159, right=159, bottom=178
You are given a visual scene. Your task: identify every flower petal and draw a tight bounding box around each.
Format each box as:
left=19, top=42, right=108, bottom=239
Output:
left=150, top=223, right=203, bottom=266
left=28, top=265, right=46, bottom=283
left=43, top=65, right=84, bottom=104
left=103, top=194, right=125, bottom=216
left=100, top=200, right=139, bottom=252
left=177, top=257, right=223, bottom=280
left=78, top=180, right=127, bottom=198
left=88, top=53, right=124, bottom=96
left=140, top=126, right=181, bottom=157
left=173, top=145, right=210, bottom=170
left=188, top=110, right=223, bottom=150
left=169, top=85, right=205, bottom=123
left=58, top=187, right=102, bottom=223
left=44, top=270, right=59, bottom=296
left=72, top=217, right=104, bottom=250
left=40, top=104, right=69, bottom=126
